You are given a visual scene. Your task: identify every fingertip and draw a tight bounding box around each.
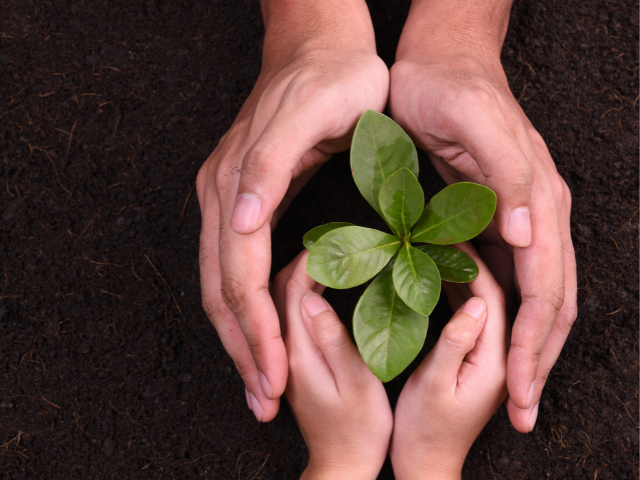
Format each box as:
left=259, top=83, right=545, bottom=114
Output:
left=230, top=193, right=263, bottom=234
left=460, top=296, right=487, bottom=322
left=246, top=387, right=280, bottom=422
left=506, top=206, right=532, bottom=247
left=506, top=396, right=539, bottom=433
left=302, top=293, right=330, bottom=318
left=506, top=354, right=537, bottom=409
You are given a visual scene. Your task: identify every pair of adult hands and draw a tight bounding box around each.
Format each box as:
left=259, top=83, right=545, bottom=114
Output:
left=196, top=0, right=576, bottom=433
left=275, top=245, right=506, bottom=479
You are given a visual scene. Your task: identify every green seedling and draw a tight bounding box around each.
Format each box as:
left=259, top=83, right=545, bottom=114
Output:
left=303, top=110, right=496, bottom=382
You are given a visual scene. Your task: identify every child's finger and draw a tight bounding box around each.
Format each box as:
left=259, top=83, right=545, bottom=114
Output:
left=277, top=250, right=337, bottom=390
left=302, top=293, right=371, bottom=388
left=453, top=243, right=507, bottom=352
left=414, top=297, right=487, bottom=390
left=273, top=250, right=308, bottom=333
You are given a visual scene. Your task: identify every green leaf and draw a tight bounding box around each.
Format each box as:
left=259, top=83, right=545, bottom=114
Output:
left=392, top=243, right=441, bottom=316
left=353, top=261, right=429, bottom=383
left=411, top=182, right=496, bottom=244
left=306, top=226, right=401, bottom=289
left=378, top=168, right=424, bottom=238
left=351, top=110, right=419, bottom=218
left=303, top=222, right=354, bottom=250
left=414, top=244, right=478, bottom=283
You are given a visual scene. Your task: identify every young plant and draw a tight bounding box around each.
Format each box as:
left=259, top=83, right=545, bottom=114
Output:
left=303, top=110, right=496, bottom=382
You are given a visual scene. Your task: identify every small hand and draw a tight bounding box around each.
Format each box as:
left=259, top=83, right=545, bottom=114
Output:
left=390, top=35, right=577, bottom=431
left=390, top=243, right=508, bottom=479
left=196, top=1, right=388, bottom=422
left=274, top=250, right=393, bottom=480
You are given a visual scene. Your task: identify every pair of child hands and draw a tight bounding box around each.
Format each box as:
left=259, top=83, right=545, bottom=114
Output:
left=265, top=243, right=510, bottom=479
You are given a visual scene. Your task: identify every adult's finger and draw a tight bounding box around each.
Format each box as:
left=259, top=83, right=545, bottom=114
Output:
left=452, top=96, right=534, bottom=249
left=229, top=92, right=340, bottom=235
left=413, top=297, right=487, bottom=391
left=197, top=165, right=280, bottom=421
left=217, top=214, right=289, bottom=401
left=506, top=165, right=566, bottom=412
left=507, top=181, right=577, bottom=432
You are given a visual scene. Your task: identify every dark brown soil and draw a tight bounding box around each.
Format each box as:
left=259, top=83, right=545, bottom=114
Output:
left=0, top=1, right=637, bottom=479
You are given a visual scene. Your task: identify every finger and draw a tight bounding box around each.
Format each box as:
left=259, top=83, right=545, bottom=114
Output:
left=456, top=105, right=534, bottom=248
left=281, top=253, right=340, bottom=395
left=230, top=98, right=335, bottom=235
left=198, top=165, right=280, bottom=421
left=507, top=182, right=577, bottom=432
left=218, top=216, right=288, bottom=401
left=454, top=243, right=507, bottom=357
left=412, top=297, right=487, bottom=390
left=301, top=293, right=371, bottom=388
left=506, top=166, right=566, bottom=410
left=273, top=250, right=308, bottom=336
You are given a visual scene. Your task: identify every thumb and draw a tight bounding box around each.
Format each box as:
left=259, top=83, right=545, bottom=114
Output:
left=230, top=106, right=332, bottom=234
left=414, top=297, right=487, bottom=388
left=460, top=104, right=534, bottom=248
left=301, top=293, right=365, bottom=383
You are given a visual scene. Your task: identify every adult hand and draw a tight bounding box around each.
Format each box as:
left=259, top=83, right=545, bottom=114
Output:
left=391, top=243, right=508, bottom=479
left=196, top=0, right=388, bottom=422
left=274, top=250, right=392, bottom=480
left=389, top=0, right=577, bottom=432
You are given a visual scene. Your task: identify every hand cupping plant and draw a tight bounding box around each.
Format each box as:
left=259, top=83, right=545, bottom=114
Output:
left=303, top=110, right=496, bottom=382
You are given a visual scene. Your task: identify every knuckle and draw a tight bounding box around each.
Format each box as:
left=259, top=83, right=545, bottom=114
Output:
left=196, top=164, right=209, bottom=200
left=523, top=283, right=565, bottom=320
left=457, top=86, right=496, bottom=115
left=315, top=320, right=345, bottom=351
left=556, top=303, right=578, bottom=337
left=220, top=272, right=250, bottom=315
left=442, top=322, right=476, bottom=351
left=232, top=357, right=253, bottom=380
left=214, top=161, right=238, bottom=192
left=244, top=143, right=278, bottom=171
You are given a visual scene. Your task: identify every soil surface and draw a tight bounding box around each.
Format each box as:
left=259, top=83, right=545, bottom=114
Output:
left=0, top=0, right=638, bottom=479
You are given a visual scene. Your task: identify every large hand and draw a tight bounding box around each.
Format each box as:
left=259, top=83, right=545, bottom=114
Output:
left=274, top=250, right=392, bottom=480
left=196, top=1, right=388, bottom=422
left=389, top=0, right=577, bottom=433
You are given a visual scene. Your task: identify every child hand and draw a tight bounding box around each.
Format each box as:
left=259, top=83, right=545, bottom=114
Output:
left=390, top=243, right=508, bottom=480
left=273, top=250, right=393, bottom=480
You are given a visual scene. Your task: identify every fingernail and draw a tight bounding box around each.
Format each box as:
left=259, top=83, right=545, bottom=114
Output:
left=258, top=370, right=272, bottom=398
left=526, top=380, right=536, bottom=408
left=461, top=297, right=486, bottom=321
left=244, top=387, right=251, bottom=408
left=303, top=293, right=329, bottom=318
left=508, top=207, right=532, bottom=247
left=247, top=390, right=263, bottom=422
left=230, top=193, right=262, bottom=233
left=528, top=402, right=539, bottom=431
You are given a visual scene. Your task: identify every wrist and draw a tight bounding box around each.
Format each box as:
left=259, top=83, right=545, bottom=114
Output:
left=391, top=443, right=465, bottom=480
left=261, top=0, right=376, bottom=67
left=301, top=461, right=379, bottom=480
left=396, top=0, right=512, bottom=66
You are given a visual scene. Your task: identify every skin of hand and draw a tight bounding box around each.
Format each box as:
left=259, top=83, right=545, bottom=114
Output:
left=273, top=250, right=393, bottom=480
left=390, top=243, right=508, bottom=480
left=196, top=0, right=388, bottom=421
left=388, top=0, right=577, bottom=432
